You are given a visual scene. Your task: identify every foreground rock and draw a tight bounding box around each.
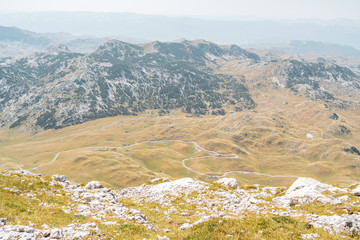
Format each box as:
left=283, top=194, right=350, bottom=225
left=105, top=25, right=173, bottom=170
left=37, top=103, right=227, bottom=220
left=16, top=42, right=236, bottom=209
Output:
left=0, top=222, right=100, bottom=240
left=307, top=214, right=360, bottom=234
left=273, top=177, right=347, bottom=207
left=1, top=170, right=360, bottom=238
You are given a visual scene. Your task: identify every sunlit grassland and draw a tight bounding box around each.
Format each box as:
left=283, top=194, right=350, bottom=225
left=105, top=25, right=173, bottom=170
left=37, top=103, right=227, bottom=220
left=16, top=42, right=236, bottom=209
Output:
left=0, top=78, right=360, bottom=188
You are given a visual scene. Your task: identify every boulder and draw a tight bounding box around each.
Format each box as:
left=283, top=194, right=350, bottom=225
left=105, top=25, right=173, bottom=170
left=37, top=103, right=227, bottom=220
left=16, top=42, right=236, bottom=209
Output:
left=351, top=185, right=360, bottom=197
left=215, top=178, right=238, bottom=188
left=329, top=113, right=339, bottom=120
left=52, top=175, right=66, bottom=182
left=307, top=214, right=360, bottom=235
left=119, top=178, right=206, bottom=203
left=0, top=218, right=6, bottom=226
left=301, top=233, right=320, bottom=239
left=273, top=177, right=345, bottom=207
left=306, top=133, right=315, bottom=139
left=178, top=223, right=192, bottom=231
left=85, top=181, right=104, bottom=190
left=50, top=228, right=63, bottom=239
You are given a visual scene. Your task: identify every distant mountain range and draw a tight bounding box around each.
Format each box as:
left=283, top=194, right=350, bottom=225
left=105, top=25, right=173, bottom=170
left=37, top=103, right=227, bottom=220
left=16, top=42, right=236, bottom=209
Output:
left=0, top=25, right=145, bottom=59
left=1, top=24, right=360, bottom=62
left=0, top=12, right=360, bottom=49
left=269, top=40, right=360, bottom=58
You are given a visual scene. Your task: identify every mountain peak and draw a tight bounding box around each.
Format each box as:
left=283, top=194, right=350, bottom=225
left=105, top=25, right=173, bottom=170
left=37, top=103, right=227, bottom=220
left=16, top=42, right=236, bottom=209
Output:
left=46, top=44, right=70, bottom=54
left=92, top=39, right=141, bottom=59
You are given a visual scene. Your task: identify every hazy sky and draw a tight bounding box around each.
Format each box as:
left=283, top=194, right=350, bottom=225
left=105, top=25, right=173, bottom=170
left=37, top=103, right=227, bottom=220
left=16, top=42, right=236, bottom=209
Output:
left=1, top=0, right=360, bottom=20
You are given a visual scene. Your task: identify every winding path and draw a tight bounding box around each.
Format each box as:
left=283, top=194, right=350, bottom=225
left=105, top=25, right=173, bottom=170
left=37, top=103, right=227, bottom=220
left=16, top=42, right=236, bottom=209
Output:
left=27, top=139, right=298, bottom=179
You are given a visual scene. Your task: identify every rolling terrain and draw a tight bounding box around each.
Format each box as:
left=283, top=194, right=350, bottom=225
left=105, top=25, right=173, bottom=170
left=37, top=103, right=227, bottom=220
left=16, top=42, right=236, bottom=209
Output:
left=0, top=38, right=359, bottom=189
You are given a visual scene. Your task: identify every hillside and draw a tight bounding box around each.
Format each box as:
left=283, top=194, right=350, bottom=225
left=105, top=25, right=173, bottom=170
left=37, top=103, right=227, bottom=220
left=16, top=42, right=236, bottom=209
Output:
left=2, top=39, right=360, bottom=132
left=0, top=38, right=360, bottom=189
left=0, top=40, right=258, bottom=130
left=1, top=170, right=360, bottom=239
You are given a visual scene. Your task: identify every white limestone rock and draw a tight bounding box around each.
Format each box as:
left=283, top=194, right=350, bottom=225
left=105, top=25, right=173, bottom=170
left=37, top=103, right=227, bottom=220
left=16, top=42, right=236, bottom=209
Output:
left=307, top=213, right=360, bottom=235
left=178, top=223, right=192, bottom=231
left=119, top=178, right=207, bottom=203
left=52, top=175, right=66, bottom=182
left=351, top=184, right=360, bottom=197
left=306, top=133, right=315, bottom=139
left=0, top=218, right=6, bottom=226
left=216, top=178, right=238, bottom=188
left=301, top=233, right=320, bottom=239
left=273, top=177, right=345, bottom=207
left=85, top=181, right=104, bottom=190
left=50, top=228, right=63, bottom=239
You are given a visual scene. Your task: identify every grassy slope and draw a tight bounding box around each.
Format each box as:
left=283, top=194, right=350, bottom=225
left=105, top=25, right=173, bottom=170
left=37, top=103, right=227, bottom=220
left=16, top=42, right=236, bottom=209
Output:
left=0, top=61, right=359, bottom=188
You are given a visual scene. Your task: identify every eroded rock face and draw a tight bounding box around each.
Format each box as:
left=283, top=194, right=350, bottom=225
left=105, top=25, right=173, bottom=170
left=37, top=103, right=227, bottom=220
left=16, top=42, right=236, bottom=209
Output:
left=273, top=177, right=346, bottom=207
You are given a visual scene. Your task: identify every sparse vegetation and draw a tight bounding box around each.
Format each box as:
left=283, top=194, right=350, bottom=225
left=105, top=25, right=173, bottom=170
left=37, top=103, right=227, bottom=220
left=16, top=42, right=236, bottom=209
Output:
left=183, top=215, right=342, bottom=240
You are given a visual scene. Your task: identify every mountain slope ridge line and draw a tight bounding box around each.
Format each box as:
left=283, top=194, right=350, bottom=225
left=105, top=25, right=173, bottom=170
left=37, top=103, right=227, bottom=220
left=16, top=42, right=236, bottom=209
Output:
left=26, top=139, right=299, bottom=179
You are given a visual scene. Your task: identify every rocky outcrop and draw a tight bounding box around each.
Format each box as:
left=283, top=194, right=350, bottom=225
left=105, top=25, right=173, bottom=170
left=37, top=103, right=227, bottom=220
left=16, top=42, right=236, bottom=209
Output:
left=272, top=59, right=360, bottom=101
left=0, top=222, right=101, bottom=240
left=119, top=178, right=207, bottom=204
left=352, top=185, right=360, bottom=197
left=215, top=177, right=238, bottom=188
left=273, top=177, right=347, bottom=207
left=344, top=146, right=360, bottom=156
left=1, top=170, right=360, bottom=238
left=52, top=175, right=155, bottom=231
left=307, top=214, right=360, bottom=235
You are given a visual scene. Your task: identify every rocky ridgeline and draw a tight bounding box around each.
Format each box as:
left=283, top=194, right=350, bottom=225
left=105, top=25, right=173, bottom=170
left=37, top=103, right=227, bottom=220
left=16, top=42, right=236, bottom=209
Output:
left=1, top=170, right=360, bottom=239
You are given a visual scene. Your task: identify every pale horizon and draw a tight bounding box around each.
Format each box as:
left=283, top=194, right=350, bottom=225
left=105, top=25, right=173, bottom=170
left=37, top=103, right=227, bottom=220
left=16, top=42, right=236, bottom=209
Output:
left=1, top=0, right=360, bottom=20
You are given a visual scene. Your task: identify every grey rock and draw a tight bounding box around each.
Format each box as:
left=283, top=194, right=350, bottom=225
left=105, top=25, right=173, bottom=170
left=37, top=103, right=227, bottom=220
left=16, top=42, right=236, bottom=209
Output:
left=85, top=181, right=104, bottom=190
left=273, top=177, right=345, bottom=207
left=0, top=218, right=6, bottom=226
left=178, top=223, right=192, bottom=231
left=215, top=178, right=238, bottom=188
left=52, top=175, right=66, bottom=182
left=301, top=233, right=320, bottom=239
left=50, top=228, right=63, bottom=239
left=307, top=213, right=360, bottom=234
left=351, top=185, right=360, bottom=197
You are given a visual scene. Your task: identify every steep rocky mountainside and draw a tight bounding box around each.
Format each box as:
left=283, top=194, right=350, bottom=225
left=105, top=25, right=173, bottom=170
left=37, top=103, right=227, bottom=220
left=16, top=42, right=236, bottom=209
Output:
left=1, top=39, right=360, bottom=131
left=1, top=170, right=360, bottom=239
left=0, top=40, right=258, bottom=130
left=271, top=59, right=360, bottom=101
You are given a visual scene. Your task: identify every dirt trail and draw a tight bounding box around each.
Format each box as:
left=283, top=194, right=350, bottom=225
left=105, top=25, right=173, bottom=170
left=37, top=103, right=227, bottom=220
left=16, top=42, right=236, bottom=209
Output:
left=26, top=139, right=299, bottom=179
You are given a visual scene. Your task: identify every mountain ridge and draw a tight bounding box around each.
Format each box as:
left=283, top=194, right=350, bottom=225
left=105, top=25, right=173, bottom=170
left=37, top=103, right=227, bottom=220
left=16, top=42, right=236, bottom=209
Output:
left=0, top=39, right=258, bottom=130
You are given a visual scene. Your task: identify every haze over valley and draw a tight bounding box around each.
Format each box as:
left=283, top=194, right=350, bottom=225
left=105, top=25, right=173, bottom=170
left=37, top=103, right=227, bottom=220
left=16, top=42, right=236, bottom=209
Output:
left=1, top=1, right=360, bottom=239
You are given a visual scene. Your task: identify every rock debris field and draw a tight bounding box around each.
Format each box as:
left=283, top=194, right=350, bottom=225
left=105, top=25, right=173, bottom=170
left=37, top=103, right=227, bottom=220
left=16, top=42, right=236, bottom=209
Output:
left=1, top=170, right=360, bottom=239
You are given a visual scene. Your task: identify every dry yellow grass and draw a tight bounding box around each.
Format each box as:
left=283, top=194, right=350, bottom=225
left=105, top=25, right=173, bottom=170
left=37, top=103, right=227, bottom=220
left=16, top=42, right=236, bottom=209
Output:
left=0, top=61, right=359, bottom=188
